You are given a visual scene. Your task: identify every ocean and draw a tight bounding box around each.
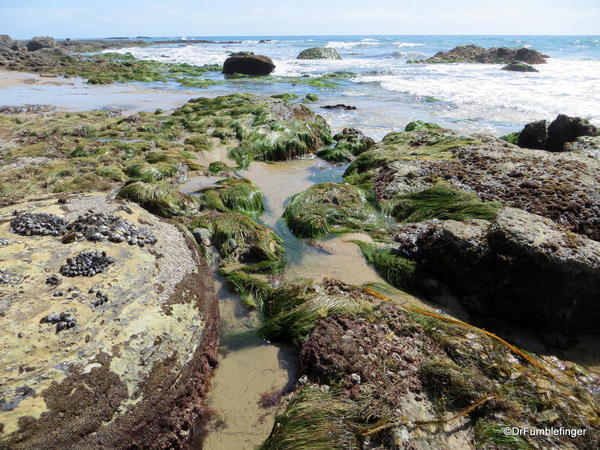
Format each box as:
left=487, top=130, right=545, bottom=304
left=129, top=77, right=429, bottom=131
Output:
left=107, top=35, right=600, bottom=138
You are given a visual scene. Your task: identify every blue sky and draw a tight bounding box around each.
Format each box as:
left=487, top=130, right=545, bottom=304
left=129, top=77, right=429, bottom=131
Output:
left=1, top=0, right=598, bottom=39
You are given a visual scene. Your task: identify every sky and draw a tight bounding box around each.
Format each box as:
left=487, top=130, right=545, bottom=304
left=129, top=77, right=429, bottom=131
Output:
left=1, top=0, right=599, bottom=39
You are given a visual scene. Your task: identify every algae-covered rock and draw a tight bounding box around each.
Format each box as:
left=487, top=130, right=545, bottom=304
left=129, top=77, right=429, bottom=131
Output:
left=0, top=193, right=218, bottom=449
left=394, top=207, right=600, bottom=332
left=502, top=61, right=539, bottom=72
left=283, top=182, right=383, bottom=238
left=297, top=47, right=342, bottom=60
left=261, top=283, right=599, bottom=449
left=317, top=128, right=375, bottom=163
left=348, top=125, right=600, bottom=241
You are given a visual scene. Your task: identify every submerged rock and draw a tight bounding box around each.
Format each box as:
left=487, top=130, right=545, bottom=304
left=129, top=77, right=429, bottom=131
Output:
left=297, top=47, right=342, bottom=60
left=502, top=61, right=539, bottom=72
left=321, top=104, right=357, bottom=110
left=411, top=44, right=548, bottom=64
left=0, top=194, right=218, bottom=449
left=222, top=54, right=275, bottom=75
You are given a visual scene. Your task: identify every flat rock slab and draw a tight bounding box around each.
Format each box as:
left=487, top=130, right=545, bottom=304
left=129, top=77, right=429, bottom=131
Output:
left=0, top=194, right=218, bottom=449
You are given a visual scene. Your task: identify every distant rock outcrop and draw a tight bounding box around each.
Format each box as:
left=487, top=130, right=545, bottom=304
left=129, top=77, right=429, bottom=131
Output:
left=222, top=54, right=275, bottom=76
left=411, top=44, right=548, bottom=64
left=297, top=47, right=342, bottom=60
left=26, top=36, right=58, bottom=52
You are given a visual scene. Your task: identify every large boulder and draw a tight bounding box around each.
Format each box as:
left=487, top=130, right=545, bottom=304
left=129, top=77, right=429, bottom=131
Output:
left=347, top=126, right=600, bottom=241
left=412, top=44, right=547, bottom=64
left=394, top=207, right=600, bottom=332
left=502, top=61, right=538, bottom=72
left=26, top=36, right=58, bottom=52
left=517, top=119, right=547, bottom=149
left=297, top=47, right=342, bottom=60
left=517, top=114, right=597, bottom=151
left=545, top=114, right=597, bottom=151
left=222, top=54, right=275, bottom=75
left=0, top=194, right=218, bottom=449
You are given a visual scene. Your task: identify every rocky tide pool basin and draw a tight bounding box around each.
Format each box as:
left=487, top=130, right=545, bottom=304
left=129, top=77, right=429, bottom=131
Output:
left=0, top=193, right=218, bottom=449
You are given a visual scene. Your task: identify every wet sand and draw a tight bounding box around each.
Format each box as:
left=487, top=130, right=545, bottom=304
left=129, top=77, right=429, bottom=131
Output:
left=0, top=70, right=199, bottom=113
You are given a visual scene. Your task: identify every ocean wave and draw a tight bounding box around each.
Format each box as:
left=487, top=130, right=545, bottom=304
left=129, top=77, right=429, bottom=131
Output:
left=326, top=39, right=379, bottom=49
left=353, top=60, right=600, bottom=125
left=394, top=42, right=425, bottom=48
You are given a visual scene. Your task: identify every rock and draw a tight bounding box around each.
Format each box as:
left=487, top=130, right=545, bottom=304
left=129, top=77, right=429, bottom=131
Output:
left=517, top=115, right=597, bottom=151
left=517, top=119, right=547, bottom=149
left=502, top=61, right=538, bottom=72
left=222, top=54, right=275, bottom=75
left=0, top=194, right=218, bottom=449
left=297, top=47, right=342, bottom=60
left=412, top=44, right=547, bottom=64
left=192, top=227, right=212, bottom=246
left=359, top=126, right=600, bottom=241
left=26, top=36, right=58, bottom=52
left=395, top=207, right=600, bottom=332
left=546, top=114, right=597, bottom=151
left=321, top=104, right=357, bottom=111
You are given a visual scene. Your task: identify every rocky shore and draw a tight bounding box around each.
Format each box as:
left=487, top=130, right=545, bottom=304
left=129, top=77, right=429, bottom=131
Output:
left=1, top=43, right=599, bottom=449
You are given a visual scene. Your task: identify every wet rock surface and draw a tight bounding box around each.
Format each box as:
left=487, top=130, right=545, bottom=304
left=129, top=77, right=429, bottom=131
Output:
left=394, top=207, right=600, bottom=332
left=0, top=193, right=219, bottom=449
left=502, top=61, right=539, bottom=72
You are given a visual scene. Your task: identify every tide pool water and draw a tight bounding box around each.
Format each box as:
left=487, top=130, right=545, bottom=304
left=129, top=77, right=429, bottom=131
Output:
left=107, top=35, right=600, bottom=137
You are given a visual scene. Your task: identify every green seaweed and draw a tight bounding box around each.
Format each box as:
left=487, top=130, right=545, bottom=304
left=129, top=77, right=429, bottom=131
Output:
left=117, top=181, right=199, bottom=217
left=404, top=121, right=443, bottom=132
left=259, top=386, right=360, bottom=450
left=392, top=184, right=501, bottom=223
left=219, top=269, right=273, bottom=310
left=352, top=241, right=417, bottom=291
left=186, top=211, right=284, bottom=273
left=283, top=182, right=383, bottom=238
left=199, top=177, right=264, bottom=217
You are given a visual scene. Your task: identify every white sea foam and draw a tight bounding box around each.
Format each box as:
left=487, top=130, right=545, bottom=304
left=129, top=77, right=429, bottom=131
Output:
left=355, top=59, right=600, bottom=125
left=394, top=42, right=425, bottom=47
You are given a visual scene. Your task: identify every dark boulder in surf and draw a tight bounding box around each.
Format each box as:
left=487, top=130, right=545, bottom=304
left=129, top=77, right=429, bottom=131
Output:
left=411, top=44, right=548, bottom=64
left=517, top=115, right=597, bottom=151
left=222, top=54, right=275, bottom=76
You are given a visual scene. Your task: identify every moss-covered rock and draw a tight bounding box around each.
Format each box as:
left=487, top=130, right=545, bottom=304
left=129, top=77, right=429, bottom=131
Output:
left=317, top=128, right=375, bottom=163
left=283, top=182, right=383, bottom=238
left=502, top=62, right=539, bottom=72
left=198, top=177, right=264, bottom=217
left=185, top=211, right=285, bottom=274
left=265, top=297, right=599, bottom=449
left=297, top=47, right=342, bottom=60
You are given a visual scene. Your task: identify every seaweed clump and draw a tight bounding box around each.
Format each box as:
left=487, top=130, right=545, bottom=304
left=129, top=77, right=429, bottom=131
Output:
left=198, top=177, right=264, bottom=217
left=117, top=181, right=199, bottom=218
left=391, top=183, right=501, bottom=223
left=283, top=182, right=382, bottom=238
